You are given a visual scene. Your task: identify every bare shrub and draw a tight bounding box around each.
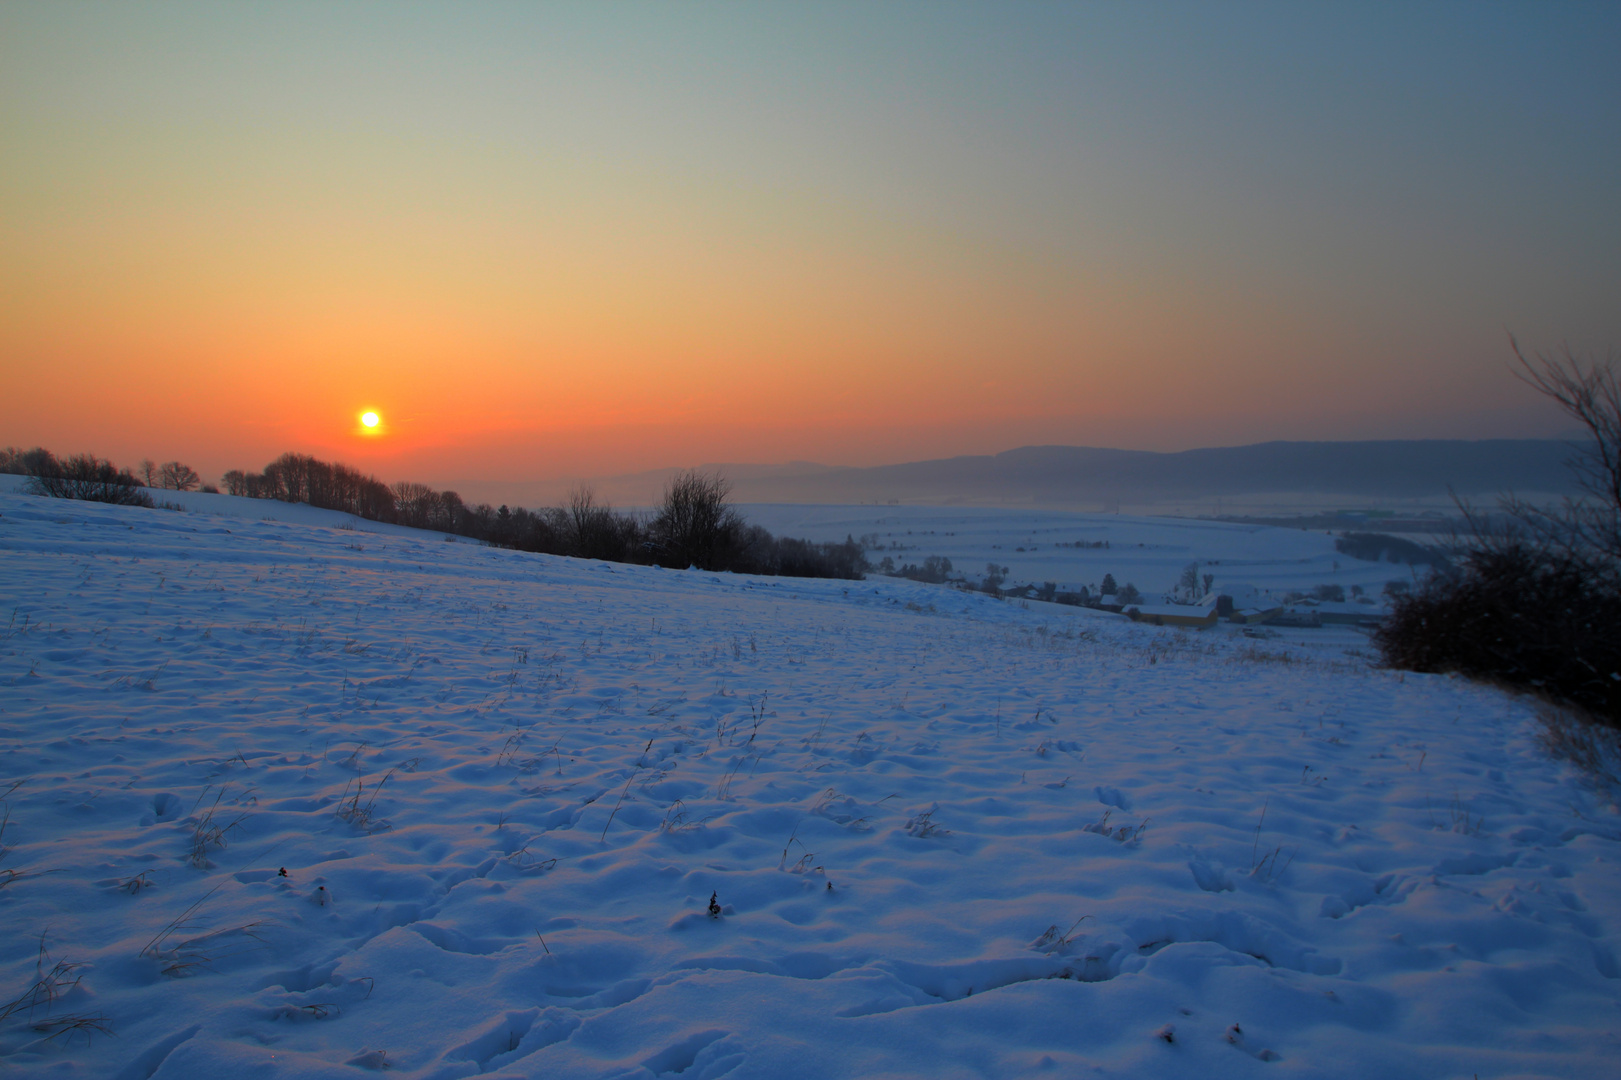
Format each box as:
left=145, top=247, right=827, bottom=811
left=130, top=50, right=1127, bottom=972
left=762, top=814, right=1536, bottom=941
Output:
left=1375, top=543, right=1621, bottom=725
left=27, top=454, right=154, bottom=507
left=1376, top=340, right=1621, bottom=728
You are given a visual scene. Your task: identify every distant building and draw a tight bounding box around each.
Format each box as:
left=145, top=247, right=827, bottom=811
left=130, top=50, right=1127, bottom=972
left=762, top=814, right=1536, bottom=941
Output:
left=1125, top=604, right=1219, bottom=629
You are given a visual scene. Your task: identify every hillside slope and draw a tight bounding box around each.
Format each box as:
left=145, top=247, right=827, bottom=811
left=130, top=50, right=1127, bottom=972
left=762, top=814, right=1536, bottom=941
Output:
left=0, top=490, right=1616, bottom=1078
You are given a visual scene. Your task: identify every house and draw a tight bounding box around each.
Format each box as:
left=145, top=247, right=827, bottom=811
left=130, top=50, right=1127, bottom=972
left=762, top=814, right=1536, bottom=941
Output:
left=1124, top=603, right=1219, bottom=629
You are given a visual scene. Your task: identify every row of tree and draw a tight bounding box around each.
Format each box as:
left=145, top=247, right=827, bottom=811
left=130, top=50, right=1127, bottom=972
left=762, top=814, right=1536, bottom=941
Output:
left=2, top=448, right=211, bottom=500
left=223, top=453, right=394, bottom=520
left=220, top=455, right=869, bottom=579
left=138, top=459, right=203, bottom=492
left=6, top=445, right=869, bottom=580
left=1, top=447, right=157, bottom=506
left=871, top=553, right=1150, bottom=608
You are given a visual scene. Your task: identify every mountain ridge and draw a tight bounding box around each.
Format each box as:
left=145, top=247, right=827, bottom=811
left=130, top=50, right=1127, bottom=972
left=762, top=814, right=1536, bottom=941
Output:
left=588, top=438, right=1582, bottom=508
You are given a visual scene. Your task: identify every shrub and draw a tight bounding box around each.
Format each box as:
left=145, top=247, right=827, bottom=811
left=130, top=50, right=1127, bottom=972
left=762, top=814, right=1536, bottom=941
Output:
left=27, top=454, right=154, bottom=507
left=1374, top=542, right=1621, bottom=726
left=1375, top=339, right=1621, bottom=727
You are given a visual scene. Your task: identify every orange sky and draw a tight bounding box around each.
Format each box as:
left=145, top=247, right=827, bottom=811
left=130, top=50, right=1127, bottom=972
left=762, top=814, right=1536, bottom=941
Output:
left=3, top=4, right=1618, bottom=502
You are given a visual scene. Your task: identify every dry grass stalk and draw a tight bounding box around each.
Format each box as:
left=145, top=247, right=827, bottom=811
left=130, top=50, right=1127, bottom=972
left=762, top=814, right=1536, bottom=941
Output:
left=1033, top=915, right=1091, bottom=954
left=0, top=938, right=112, bottom=1044
left=335, top=768, right=396, bottom=833
left=1248, top=798, right=1295, bottom=882
left=599, top=739, right=654, bottom=841
left=187, top=785, right=248, bottom=868
left=1537, top=703, right=1621, bottom=795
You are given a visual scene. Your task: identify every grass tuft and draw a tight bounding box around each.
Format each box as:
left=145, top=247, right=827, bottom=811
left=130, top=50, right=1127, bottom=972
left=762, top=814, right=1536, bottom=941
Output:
left=334, top=769, right=395, bottom=833
left=186, top=785, right=248, bottom=868
left=0, top=937, right=112, bottom=1044
left=1248, top=798, right=1296, bottom=882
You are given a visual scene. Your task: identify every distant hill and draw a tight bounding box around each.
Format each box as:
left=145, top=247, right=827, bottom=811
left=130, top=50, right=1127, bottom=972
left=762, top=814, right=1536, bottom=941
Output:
left=596, top=440, right=1582, bottom=509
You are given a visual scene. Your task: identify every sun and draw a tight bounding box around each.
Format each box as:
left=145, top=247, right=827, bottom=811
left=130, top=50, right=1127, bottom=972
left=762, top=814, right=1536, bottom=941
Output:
left=360, top=411, right=380, bottom=429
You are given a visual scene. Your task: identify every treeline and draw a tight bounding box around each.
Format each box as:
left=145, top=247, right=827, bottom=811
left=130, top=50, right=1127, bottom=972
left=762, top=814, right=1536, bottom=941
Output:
left=1335, top=531, right=1451, bottom=570
left=223, top=453, right=394, bottom=520
left=224, top=454, right=868, bottom=579
left=5, top=444, right=868, bottom=580
left=1, top=447, right=155, bottom=506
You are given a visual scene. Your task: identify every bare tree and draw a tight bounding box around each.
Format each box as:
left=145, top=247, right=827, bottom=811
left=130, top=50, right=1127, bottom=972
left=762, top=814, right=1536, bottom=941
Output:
left=567, top=485, right=627, bottom=560
left=392, top=481, right=435, bottom=528
left=1374, top=338, right=1621, bottom=726
left=139, top=459, right=159, bottom=487
left=1508, top=337, right=1621, bottom=560
left=157, top=461, right=200, bottom=491
left=652, top=470, right=740, bottom=570
left=1176, top=561, right=1200, bottom=598
left=0, top=447, right=56, bottom=475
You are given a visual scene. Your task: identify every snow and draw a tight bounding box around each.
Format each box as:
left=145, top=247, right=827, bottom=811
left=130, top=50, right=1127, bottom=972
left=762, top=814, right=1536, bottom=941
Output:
left=0, top=473, right=452, bottom=540
left=1, top=487, right=1617, bottom=1078
left=738, top=503, right=1407, bottom=603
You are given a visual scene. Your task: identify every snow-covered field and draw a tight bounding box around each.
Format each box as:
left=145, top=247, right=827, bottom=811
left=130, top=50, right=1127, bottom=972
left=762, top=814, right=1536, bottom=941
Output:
left=740, top=504, right=1404, bottom=602
left=1, top=488, right=1617, bottom=1079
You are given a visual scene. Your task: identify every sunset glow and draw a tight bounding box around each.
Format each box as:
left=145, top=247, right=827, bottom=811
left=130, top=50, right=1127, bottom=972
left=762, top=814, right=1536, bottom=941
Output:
left=2, top=3, right=1618, bottom=501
